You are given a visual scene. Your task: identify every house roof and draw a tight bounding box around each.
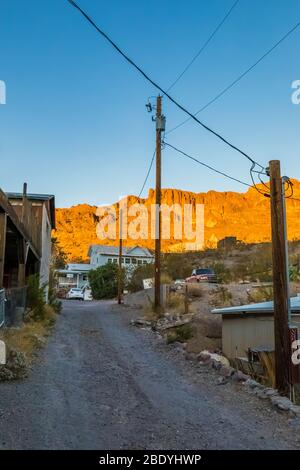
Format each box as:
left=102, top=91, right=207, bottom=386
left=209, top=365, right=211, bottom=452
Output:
left=67, top=263, right=93, bottom=272
left=6, top=192, right=56, bottom=229
left=88, top=244, right=153, bottom=258
left=212, top=295, right=300, bottom=315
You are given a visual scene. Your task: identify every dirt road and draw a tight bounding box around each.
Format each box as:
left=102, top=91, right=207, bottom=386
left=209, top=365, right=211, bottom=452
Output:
left=0, top=300, right=298, bottom=450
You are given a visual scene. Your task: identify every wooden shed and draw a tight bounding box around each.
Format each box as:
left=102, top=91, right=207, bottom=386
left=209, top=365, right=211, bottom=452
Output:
left=212, top=296, right=300, bottom=360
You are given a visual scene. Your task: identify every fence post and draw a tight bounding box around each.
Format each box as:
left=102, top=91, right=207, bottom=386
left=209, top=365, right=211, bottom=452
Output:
left=184, top=284, right=189, bottom=315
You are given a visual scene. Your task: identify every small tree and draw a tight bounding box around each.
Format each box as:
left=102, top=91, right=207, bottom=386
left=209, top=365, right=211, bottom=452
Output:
left=26, top=274, right=47, bottom=320
left=127, top=263, right=154, bottom=292
left=88, top=263, right=121, bottom=299
left=51, top=237, right=67, bottom=269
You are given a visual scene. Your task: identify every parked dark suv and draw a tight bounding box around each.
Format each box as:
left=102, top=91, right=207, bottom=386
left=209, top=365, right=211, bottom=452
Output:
left=186, top=268, right=217, bottom=283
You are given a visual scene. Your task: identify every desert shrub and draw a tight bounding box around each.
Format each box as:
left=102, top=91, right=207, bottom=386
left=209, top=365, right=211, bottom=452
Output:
left=127, top=263, right=154, bottom=292
left=213, top=286, right=233, bottom=307
left=186, top=283, right=203, bottom=298
left=289, top=265, right=300, bottom=282
left=48, top=268, right=62, bottom=314
left=247, top=286, right=273, bottom=303
left=26, top=274, right=47, bottom=320
left=210, top=262, right=232, bottom=284
left=166, top=324, right=194, bottom=344
left=167, top=292, right=185, bottom=313
left=161, top=272, right=173, bottom=284
left=88, top=263, right=121, bottom=299
left=163, top=253, right=193, bottom=280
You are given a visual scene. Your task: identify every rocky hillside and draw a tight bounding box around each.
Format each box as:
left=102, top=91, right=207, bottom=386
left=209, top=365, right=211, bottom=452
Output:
left=54, top=181, right=300, bottom=261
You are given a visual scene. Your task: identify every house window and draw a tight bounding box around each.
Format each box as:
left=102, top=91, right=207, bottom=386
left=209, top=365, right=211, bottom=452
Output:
left=143, top=260, right=148, bottom=265
left=108, top=258, right=112, bottom=264
left=113, top=258, right=118, bottom=264
left=137, top=259, right=142, bottom=265
left=132, top=258, right=137, bottom=264
left=82, top=275, right=87, bottom=281
left=125, top=258, right=130, bottom=264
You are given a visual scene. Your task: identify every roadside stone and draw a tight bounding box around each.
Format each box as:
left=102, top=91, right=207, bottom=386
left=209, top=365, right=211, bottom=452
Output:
left=211, top=359, right=222, bottom=371
left=232, top=370, right=250, bottom=382
left=216, top=376, right=228, bottom=385
left=185, top=352, right=197, bottom=361
left=197, top=350, right=230, bottom=368
left=271, top=396, right=293, bottom=411
left=245, top=378, right=263, bottom=389
left=254, top=388, right=269, bottom=400
left=220, top=366, right=235, bottom=378
left=263, top=388, right=278, bottom=398
left=289, top=405, right=300, bottom=417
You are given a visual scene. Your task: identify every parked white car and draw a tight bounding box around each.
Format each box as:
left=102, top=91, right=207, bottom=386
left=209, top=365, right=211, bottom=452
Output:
left=66, top=288, right=84, bottom=300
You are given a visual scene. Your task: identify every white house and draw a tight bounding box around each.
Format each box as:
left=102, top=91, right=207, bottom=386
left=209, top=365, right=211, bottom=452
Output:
left=56, top=263, right=93, bottom=289
left=88, top=245, right=154, bottom=269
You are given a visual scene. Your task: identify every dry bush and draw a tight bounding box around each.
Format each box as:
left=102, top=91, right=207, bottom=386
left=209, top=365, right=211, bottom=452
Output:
left=167, top=292, right=185, bottom=313
left=166, top=324, right=194, bottom=344
left=161, top=273, right=173, bottom=284
left=185, top=316, right=222, bottom=354
left=186, top=284, right=203, bottom=298
left=247, top=286, right=273, bottom=303
left=212, top=286, right=233, bottom=307
left=2, top=306, right=57, bottom=358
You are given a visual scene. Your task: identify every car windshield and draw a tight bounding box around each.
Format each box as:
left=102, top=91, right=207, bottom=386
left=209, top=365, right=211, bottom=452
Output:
left=195, top=269, right=214, bottom=275
left=71, top=288, right=81, bottom=292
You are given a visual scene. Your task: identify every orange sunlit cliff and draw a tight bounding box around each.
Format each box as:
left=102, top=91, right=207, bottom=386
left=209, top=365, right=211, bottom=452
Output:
left=54, top=181, right=300, bottom=262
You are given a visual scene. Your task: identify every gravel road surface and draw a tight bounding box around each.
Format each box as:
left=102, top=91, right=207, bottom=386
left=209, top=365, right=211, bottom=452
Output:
left=0, top=300, right=298, bottom=450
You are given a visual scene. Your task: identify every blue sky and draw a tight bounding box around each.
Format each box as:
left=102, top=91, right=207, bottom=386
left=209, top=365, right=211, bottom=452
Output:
left=0, top=0, right=299, bottom=207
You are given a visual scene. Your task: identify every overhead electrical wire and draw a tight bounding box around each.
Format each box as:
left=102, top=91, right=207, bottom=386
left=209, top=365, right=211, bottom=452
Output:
left=66, top=0, right=264, bottom=170
left=137, top=149, right=156, bottom=199
left=163, top=140, right=251, bottom=188
left=166, top=0, right=240, bottom=92
left=167, top=19, right=300, bottom=135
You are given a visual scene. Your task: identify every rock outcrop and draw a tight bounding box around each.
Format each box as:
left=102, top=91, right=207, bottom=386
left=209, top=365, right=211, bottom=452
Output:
left=54, top=181, right=300, bottom=261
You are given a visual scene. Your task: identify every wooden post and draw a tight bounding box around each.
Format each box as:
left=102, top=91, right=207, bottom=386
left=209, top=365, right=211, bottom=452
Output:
left=269, top=160, right=290, bottom=395
left=0, top=213, right=7, bottom=288
left=117, top=206, right=123, bottom=305
left=21, top=182, right=27, bottom=225
left=17, top=239, right=26, bottom=287
left=184, top=283, right=189, bottom=315
left=154, top=96, right=162, bottom=312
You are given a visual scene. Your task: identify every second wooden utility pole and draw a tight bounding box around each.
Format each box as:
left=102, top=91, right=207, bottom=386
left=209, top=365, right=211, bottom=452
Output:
left=154, top=96, right=163, bottom=312
left=117, top=205, right=123, bottom=305
left=269, top=160, right=291, bottom=395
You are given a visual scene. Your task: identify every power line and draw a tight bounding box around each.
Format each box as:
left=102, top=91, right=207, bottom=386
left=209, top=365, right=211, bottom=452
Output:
left=167, top=19, right=300, bottom=134
left=167, top=0, right=240, bottom=92
left=163, top=140, right=251, bottom=188
left=137, top=149, right=156, bottom=199
left=66, top=0, right=263, bottom=170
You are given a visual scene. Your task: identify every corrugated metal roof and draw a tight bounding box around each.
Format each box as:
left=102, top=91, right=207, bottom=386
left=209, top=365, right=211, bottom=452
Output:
left=212, top=295, right=300, bottom=315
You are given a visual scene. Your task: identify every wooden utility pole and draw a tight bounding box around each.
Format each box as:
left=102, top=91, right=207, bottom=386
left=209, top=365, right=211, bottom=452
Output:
left=269, top=160, right=290, bottom=395
left=154, top=96, right=163, bottom=311
left=0, top=213, right=7, bottom=288
left=117, top=205, right=123, bottom=305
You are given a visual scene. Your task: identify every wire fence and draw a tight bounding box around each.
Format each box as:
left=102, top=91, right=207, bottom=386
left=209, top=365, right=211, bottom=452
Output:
left=4, top=287, right=27, bottom=327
